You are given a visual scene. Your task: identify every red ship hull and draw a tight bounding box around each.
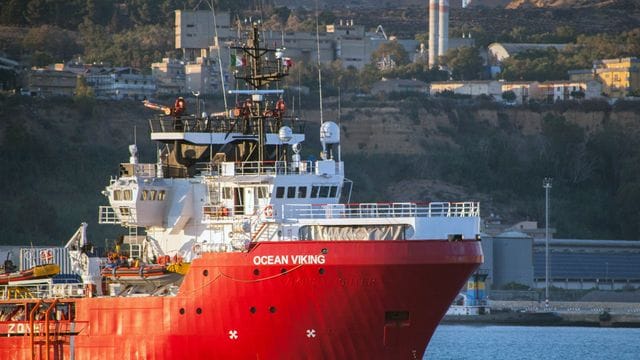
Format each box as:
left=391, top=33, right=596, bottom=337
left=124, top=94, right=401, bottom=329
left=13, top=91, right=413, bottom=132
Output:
left=0, top=240, right=482, bottom=359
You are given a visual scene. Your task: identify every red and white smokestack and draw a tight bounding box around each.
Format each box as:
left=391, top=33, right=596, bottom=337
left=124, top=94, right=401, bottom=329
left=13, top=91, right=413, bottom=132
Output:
left=428, top=0, right=439, bottom=68
left=438, top=0, right=449, bottom=58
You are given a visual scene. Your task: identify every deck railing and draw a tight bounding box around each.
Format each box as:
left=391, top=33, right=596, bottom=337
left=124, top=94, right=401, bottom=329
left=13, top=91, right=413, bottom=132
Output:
left=0, top=282, right=85, bottom=300
left=148, top=115, right=305, bottom=134
left=199, top=160, right=331, bottom=177
left=202, top=201, right=479, bottom=224
left=281, top=202, right=480, bottom=220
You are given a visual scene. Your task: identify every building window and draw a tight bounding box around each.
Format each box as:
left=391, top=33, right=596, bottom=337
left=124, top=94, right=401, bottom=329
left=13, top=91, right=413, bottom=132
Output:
left=257, top=186, right=270, bottom=199
left=222, top=187, right=233, bottom=200
left=318, top=186, right=332, bottom=198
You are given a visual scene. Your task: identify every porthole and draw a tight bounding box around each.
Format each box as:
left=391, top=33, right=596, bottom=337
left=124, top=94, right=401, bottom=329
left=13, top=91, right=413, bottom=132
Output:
left=203, top=269, right=209, bottom=276
left=269, top=306, right=277, bottom=313
left=179, top=308, right=185, bottom=315
left=196, top=308, right=202, bottom=314
left=253, top=269, right=260, bottom=276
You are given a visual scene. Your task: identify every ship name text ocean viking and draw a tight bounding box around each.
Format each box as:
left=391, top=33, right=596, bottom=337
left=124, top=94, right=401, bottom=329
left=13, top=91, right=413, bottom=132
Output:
left=252, top=255, right=326, bottom=265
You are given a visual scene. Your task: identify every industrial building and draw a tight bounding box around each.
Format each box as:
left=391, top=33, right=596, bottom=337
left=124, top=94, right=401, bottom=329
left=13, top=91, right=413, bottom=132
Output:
left=478, top=223, right=640, bottom=292
left=533, top=239, right=640, bottom=291
left=487, top=43, right=568, bottom=65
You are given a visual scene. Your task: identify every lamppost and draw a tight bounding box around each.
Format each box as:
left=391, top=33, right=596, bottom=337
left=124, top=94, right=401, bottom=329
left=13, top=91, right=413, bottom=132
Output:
left=543, top=177, right=552, bottom=307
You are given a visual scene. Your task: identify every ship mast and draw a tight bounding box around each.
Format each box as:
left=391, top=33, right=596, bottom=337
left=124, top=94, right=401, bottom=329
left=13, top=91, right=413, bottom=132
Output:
left=231, top=22, right=289, bottom=164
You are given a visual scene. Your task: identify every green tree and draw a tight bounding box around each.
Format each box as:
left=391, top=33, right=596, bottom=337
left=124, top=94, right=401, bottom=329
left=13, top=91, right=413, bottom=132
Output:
left=370, top=41, right=410, bottom=67
left=84, top=0, right=115, bottom=26
left=23, top=25, right=80, bottom=62
left=0, top=0, right=28, bottom=25
left=30, top=51, right=54, bottom=67
left=79, top=20, right=115, bottom=64
left=442, top=46, right=484, bottom=80
left=502, top=90, right=516, bottom=103
left=75, top=76, right=95, bottom=98
left=541, top=113, right=587, bottom=184
left=25, top=0, right=48, bottom=26
left=501, top=48, right=568, bottom=81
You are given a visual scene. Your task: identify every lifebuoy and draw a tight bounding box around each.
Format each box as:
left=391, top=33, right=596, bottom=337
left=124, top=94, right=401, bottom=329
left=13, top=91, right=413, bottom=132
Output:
left=264, top=205, right=273, bottom=217
left=192, top=244, right=202, bottom=256
left=39, top=249, right=53, bottom=263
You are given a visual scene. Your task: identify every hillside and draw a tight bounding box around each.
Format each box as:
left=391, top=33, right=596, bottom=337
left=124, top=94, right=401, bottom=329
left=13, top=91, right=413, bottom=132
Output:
left=2, top=94, right=640, bottom=245
left=504, top=0, right=624, bottom=9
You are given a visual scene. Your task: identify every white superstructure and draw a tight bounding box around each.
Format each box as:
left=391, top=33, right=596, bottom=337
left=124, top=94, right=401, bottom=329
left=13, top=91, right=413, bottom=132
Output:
left=97, top=23, right=480, bottom=265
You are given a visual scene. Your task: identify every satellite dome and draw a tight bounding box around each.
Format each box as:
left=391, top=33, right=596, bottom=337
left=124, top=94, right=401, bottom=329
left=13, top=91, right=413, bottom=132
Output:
left=278, top=126, right=293, bottom=143
left=320, top=121, right=340, bottom=144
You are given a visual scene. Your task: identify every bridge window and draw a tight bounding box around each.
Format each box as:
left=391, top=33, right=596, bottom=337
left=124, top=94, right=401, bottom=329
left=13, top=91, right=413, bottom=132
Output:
left=257, top=186, right=270, bottom=199
left=311, top=186, right=320, bottom=198
left=287, top=186, right=296, bottom=198
left=158, top=190, right=166, bottom=201
left=297, top=186, right=307, bottom=198
left=329, top=186, right=338, bottom=198
left=123, top=189, right=133, bottom=201
left=275, top=186, right=285, bottom=199
left=222, top=187, right=233, bottom=199
left=319, top=186, right=330, bottom=198
left=114, top=190, right=122, bottom=200
left=140, top=190, right=148, bottom=201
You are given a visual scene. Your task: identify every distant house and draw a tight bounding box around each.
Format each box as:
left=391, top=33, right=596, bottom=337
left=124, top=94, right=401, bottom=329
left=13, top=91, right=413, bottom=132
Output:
left=537, top=80, right=602, bottom=102
left=500, top=81, right=540, bottom=104
left=569, top=57, right=640, bottom=98
left=371, top=78, right=429, bottom=95
left=85, top=67, right=155, bottom=100
left=27, top=68, right=77, bottom=97
left=430, top=80, right=502, bottom=98
left=151, top=58, right=186, bottom=95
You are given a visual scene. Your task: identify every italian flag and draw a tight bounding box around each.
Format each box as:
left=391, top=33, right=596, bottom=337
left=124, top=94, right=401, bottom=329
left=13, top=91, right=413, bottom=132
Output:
left=230, top=53, right=245, bottom=67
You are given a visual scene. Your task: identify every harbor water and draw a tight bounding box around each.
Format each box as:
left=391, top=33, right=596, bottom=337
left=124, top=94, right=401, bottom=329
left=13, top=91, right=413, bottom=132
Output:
left=424, top=325, right=640, bottom=359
